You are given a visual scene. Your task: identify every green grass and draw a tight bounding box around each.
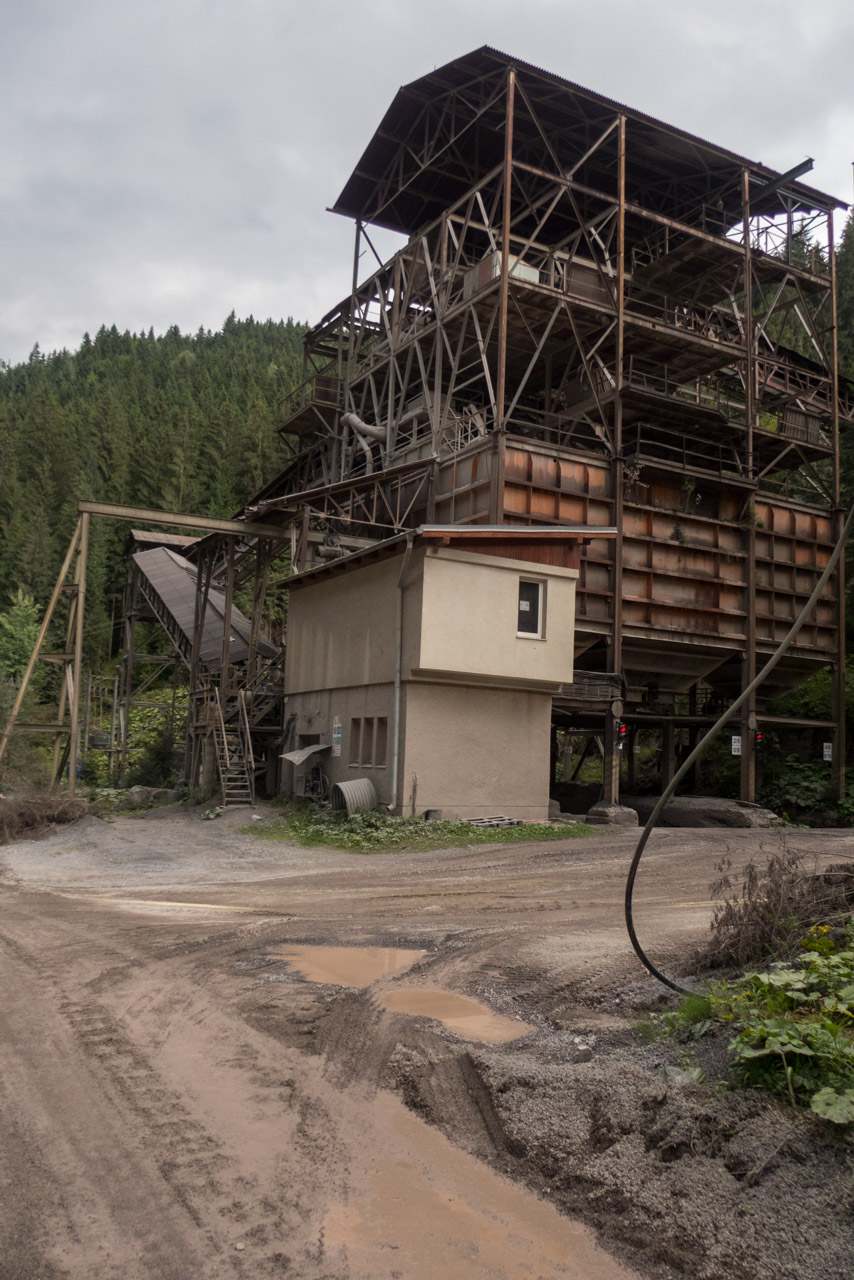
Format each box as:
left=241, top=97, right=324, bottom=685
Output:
left=243, top=800, right=596, bottom=853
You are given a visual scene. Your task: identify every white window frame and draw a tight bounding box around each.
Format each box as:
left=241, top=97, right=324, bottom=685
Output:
left=517, top=578, right=545, bottom=639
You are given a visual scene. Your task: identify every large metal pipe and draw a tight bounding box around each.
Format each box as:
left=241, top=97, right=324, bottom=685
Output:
left=390, top=532, right=414, bottom=812
left=340, top=411, right=386, bottom=442
left=340, top=412, right=387, bottom=478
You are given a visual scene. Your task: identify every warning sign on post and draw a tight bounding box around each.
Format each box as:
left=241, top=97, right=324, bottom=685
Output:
left=731, top=735, right=742, bottom=756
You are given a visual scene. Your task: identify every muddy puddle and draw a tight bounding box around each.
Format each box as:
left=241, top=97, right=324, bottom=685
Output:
left=380, top=987, right=534, bottom=1044
left=277, top=944, right=426, bottom=986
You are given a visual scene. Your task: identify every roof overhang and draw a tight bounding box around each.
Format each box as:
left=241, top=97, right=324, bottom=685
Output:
left=332, top=46, right=846, bottom=237
left=285, top=524, right=617, bottom=589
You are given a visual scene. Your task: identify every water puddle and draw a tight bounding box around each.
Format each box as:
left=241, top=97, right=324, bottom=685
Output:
left=379, top=988, right=534, bottom=1044
left=277, top=944, right=426, bottom=987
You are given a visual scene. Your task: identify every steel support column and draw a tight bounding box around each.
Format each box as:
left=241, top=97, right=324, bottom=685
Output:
left=740, top=169, right=758, bottom=804
left=828, top=208, right=847, bottom=799
left=604, top=116, right=626, bottom=805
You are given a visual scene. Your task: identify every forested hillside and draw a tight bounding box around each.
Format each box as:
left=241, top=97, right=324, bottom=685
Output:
left=0, top=314, right=306, bottom=667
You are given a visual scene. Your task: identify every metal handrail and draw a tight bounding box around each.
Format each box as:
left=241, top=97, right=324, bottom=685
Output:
left=213, top=686, right=229, bottom=771
left=238, top=689, right=255, bottom=805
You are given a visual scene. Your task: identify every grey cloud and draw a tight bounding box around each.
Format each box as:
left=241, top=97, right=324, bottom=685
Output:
left=2, top=0, right=852, bottom=363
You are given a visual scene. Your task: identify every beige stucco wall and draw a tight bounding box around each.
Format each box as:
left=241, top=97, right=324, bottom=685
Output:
left=285, top=683, right=396, bottom=804
left=287, top=545, right=578, bottom=696
left=283, top=541, right=578, bottom=817
left=399, top=681, right=552, bottom=820
left=416, top=548, right=577, bottom=688
left=286, top=555, right=405, bottom=694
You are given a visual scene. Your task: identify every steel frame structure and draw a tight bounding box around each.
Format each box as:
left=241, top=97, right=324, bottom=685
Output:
left=17, top=51, right=842, bottom=808
left=242, top=48, right=849, bottom=806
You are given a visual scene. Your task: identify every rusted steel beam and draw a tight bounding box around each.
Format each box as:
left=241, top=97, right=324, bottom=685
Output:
left=77, top=501, right=290, bottom=540
left=494, top=66, right=516, bottom=438
left=740, top=168, right=757, bottom=805
left=604, top=113, right=627, bottom=806
left=828, top=207, right=846, bottom=799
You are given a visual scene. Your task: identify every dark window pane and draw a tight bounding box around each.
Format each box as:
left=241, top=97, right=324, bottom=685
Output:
left=518, top=580, right=540, bottom=634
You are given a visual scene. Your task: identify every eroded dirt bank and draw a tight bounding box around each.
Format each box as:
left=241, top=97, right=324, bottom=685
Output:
left=1, top=809, right=852, bottom=1279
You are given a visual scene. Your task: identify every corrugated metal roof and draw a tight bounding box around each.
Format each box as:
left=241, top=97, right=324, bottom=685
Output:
left=333, top=46, right=845, bottom=236
left=280, top=743, right=331, bottom=765
left=133, top=547, right=277, bottom=670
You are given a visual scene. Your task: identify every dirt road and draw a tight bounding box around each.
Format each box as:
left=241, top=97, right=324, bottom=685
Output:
left=1, top=810, right=851, bottom=1280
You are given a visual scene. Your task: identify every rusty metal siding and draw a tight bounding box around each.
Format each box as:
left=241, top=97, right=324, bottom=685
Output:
left=496, top=440, right=836, bottom=662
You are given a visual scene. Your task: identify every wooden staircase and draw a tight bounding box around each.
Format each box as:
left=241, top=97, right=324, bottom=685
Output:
left=216, top=731, right=253, bottom=807
left=211, top=687, right=256, bottom=808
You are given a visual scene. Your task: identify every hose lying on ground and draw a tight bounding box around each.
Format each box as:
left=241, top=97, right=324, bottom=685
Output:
left=625, top=500, right=854, bottom=996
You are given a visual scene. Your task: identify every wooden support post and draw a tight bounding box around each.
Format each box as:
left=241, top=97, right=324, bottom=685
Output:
left=67, top=511, right=90, bottom=796
left=603, top=714, right=620, bottom=804
left=82, top=671, right=93, bottom=765
left=247, top=539, right=270, bottom=681
left=118, top=568, right=138, bottom=781
left=661, top=721, right=676, bottom=789
left=0, top=522, right=81, bottom=772
left=109, top=675, right=118, bottom=779
left=220, top=539, right=236, bottom=698
left=627, top=726, right=639, bottom=792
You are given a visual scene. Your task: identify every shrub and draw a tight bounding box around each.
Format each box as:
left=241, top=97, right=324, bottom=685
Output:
left=706, top=924, right=854, bottom=1121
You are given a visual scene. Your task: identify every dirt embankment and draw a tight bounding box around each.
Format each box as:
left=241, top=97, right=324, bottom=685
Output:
left=1, top=809, right=853, bottom=1280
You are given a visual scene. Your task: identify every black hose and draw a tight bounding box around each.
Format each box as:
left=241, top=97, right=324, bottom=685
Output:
left=625, top=500, right=854, bottom=997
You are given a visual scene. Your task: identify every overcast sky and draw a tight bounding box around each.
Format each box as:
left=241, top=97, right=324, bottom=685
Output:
left=2, top=0, right=853, bottom=365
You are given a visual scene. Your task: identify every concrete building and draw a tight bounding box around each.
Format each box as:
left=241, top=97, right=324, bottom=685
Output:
left=283, top=526, right=608, bottom=819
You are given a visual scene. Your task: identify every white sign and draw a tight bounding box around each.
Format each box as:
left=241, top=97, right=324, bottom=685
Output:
left=332, top=717, right=342, bottom=758
left=731, top=735, right=742, bottom=756
left=823, top=742, right=832, bottom=763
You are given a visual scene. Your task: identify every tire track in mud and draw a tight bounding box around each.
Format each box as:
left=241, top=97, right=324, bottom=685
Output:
left=0, top=887, right=347, bottom=1279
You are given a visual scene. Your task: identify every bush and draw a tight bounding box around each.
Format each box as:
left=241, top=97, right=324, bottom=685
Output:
left=706, top=923, right=854, bottom=1121
left=758, top=756, right=836, bottom=819
left=126, top=724, right=178, bottom=788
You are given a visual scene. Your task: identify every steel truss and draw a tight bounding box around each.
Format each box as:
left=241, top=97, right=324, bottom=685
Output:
left=217, top=54, right=854, bottom=805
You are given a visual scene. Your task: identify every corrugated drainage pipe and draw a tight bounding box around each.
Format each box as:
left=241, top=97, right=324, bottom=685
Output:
left=330, top=777, right=378, bottom=816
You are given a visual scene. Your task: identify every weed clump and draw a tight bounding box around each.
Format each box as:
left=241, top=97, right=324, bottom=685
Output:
left=0, top=794, right=90, bottom=843
left=702, top=847, right=854, bottom=969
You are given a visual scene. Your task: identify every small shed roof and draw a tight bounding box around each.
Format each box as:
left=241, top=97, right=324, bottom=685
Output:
left=286, top=524, right=617, bottom=589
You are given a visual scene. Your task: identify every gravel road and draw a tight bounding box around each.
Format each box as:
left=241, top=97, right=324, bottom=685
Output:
left=1, top=808, right=851, bottom=1280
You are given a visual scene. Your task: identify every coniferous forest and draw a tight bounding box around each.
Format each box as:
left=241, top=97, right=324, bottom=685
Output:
left=0, top=314, right=306, bottom=671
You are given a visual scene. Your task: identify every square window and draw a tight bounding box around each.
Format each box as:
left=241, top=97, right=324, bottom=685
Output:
left=518, top=579, right=544, bottom=637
